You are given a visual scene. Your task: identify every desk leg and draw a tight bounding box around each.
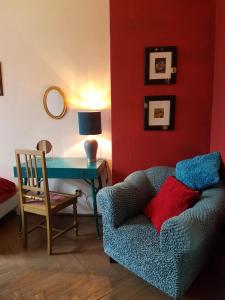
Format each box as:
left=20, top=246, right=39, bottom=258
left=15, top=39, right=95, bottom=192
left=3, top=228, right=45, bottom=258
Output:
left=90, top=179, right=100, bottom=239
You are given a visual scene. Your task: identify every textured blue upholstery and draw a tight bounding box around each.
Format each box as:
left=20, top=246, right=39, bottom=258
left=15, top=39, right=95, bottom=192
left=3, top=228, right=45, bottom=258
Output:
left=97, top=166, right=225, bottom=299
left=176, top=152, right=220, bottom=190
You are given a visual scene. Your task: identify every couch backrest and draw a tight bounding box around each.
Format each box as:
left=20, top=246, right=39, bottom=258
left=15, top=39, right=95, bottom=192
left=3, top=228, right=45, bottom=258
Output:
left=124, top=166, right=175, bottom=211
left=144, top=166, right=175, bottom=192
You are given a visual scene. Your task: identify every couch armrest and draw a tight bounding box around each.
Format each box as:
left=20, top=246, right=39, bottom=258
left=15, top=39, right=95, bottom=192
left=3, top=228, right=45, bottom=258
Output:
left=160, top=187, right=225, bottom=254
left=97, top=181, right=143, bottom=228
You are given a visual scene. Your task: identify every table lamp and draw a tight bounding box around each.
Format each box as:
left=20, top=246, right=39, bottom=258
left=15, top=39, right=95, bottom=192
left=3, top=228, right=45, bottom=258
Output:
left=78, top=111, right=102, bottom=163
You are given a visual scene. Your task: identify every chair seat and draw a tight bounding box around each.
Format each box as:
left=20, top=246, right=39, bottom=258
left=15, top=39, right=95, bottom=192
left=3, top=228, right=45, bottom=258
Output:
left=23, top=191, right=77, bottom=212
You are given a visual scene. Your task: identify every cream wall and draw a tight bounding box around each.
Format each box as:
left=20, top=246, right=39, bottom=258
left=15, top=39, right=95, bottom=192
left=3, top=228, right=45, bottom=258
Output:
left=0, top=0, right=111, bottom=214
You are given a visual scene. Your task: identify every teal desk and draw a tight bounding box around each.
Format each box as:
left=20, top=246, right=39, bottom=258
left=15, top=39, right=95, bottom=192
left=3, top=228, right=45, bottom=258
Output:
left=13, top=157, right=107, bottom=238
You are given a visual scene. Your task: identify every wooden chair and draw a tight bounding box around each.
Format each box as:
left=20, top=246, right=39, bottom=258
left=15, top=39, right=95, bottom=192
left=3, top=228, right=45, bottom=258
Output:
left=15, top=149, right=79, bottom=255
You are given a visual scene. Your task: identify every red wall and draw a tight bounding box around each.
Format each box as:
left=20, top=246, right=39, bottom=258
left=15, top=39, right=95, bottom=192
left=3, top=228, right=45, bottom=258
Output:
left=210, top=0, right=225, bottom=164
left=110, top=0, right=215, bottom=182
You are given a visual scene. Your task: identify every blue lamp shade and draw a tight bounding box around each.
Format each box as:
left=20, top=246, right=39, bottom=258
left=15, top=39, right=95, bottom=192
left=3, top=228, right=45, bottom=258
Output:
left=78, top=111, right=102, bottom=135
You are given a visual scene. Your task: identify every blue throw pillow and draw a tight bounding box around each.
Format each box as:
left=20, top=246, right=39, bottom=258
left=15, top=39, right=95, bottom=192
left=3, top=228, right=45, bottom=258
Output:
left=176, top=152, right=221, bottom=190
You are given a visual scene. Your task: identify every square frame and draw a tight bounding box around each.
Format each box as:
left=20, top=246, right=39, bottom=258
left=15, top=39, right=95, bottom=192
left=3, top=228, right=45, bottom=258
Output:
left=144, top=46, right=177, bottom=85
left=0, top=63, right=3, bottom=96
left=144, top=95, right=175, bottom=130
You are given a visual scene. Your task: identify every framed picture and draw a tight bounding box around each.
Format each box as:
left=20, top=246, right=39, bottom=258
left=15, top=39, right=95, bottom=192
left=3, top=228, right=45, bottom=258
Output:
left=144, top=95, right=175, bottom=130
left=144, top=46, right=177, bottom=85
left=0, top=63, right=3, bottom=96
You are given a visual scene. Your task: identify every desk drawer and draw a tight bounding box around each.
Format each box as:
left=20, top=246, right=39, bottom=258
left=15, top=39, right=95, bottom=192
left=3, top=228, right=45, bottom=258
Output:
left=47, top=168, right=98, bottom=180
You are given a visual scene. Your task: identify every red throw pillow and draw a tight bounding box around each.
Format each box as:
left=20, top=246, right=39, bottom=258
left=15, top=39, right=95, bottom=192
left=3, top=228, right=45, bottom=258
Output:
left=144, top=176, right=199, bottom=233
left=0, top=178, right=17, bottom=204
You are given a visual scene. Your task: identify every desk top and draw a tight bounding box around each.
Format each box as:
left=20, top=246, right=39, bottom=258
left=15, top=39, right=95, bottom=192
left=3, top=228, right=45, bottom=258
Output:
left=14, top=157, right=106, bottom=180
left=44, top=157, right=104, bottom=170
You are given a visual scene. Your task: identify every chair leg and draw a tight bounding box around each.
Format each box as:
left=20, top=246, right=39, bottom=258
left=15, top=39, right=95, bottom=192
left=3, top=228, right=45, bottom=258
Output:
left=46, top=215, right=53, bottom=255
left=18, top=212, right=22, bottom=234
left=73, top=201, right=78, bottom=236
left=21, top=211, right=27, bottom=248
left=16, top=205, right=22, bottom=234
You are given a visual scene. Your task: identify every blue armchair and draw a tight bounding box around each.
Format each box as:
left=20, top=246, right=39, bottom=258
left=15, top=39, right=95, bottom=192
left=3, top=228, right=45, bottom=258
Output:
left=97, top=166, right=225, bottom=299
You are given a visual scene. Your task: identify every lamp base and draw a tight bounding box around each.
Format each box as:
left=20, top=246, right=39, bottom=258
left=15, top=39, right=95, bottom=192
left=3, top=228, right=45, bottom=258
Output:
left=84, top=139, right=98, bottom=163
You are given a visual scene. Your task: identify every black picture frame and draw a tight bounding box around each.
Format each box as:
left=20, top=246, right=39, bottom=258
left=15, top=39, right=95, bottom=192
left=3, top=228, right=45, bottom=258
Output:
left=144, top=46, right=177, bottom=85
left=144, top=95, right=175, bottom=130
left=0, top=63, right=3, bottom=96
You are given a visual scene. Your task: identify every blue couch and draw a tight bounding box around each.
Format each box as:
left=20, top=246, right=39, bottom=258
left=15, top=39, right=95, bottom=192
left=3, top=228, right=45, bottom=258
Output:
left=97, top=166, right=225, bottom=299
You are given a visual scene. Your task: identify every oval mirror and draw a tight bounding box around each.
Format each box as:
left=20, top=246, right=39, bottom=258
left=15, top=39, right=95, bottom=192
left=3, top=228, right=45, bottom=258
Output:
left=36, top=140, right=52, bottom=154
left=43, top=86, right=67, bottom=119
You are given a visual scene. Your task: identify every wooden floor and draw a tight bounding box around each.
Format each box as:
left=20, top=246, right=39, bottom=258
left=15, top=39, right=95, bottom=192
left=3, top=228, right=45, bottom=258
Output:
left=0, top=213, right=225, bottom=300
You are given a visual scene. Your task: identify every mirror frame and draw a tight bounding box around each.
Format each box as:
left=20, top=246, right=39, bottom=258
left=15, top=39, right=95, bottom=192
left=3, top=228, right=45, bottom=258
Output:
left=43, top=86, right=67, bottom=119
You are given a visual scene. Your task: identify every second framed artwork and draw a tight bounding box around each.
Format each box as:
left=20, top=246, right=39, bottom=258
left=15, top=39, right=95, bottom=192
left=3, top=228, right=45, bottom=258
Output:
left=144, top=95, right=175, bottom=130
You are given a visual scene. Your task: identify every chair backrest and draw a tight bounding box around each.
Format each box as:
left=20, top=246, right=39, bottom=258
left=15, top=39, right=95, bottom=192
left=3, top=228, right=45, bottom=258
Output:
left=15, top=149, right=51, bottom=211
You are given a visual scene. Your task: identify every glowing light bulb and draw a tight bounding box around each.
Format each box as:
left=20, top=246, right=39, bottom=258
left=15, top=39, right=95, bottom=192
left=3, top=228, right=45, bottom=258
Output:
left=68, top=82, right=110, bottom=110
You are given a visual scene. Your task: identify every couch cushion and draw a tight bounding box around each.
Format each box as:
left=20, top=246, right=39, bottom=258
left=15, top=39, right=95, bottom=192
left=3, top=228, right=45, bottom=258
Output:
left=176, top=152, right=221, bottom=190
left=105, top=214, right=160, bottom=255
left=144, top=176, right=199, bottom=233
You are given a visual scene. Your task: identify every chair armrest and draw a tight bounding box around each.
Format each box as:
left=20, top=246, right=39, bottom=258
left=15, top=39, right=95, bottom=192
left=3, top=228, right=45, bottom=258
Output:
left=97, top=182, right=141, bottom=228
left=160, top=187, right=225, bottom=254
